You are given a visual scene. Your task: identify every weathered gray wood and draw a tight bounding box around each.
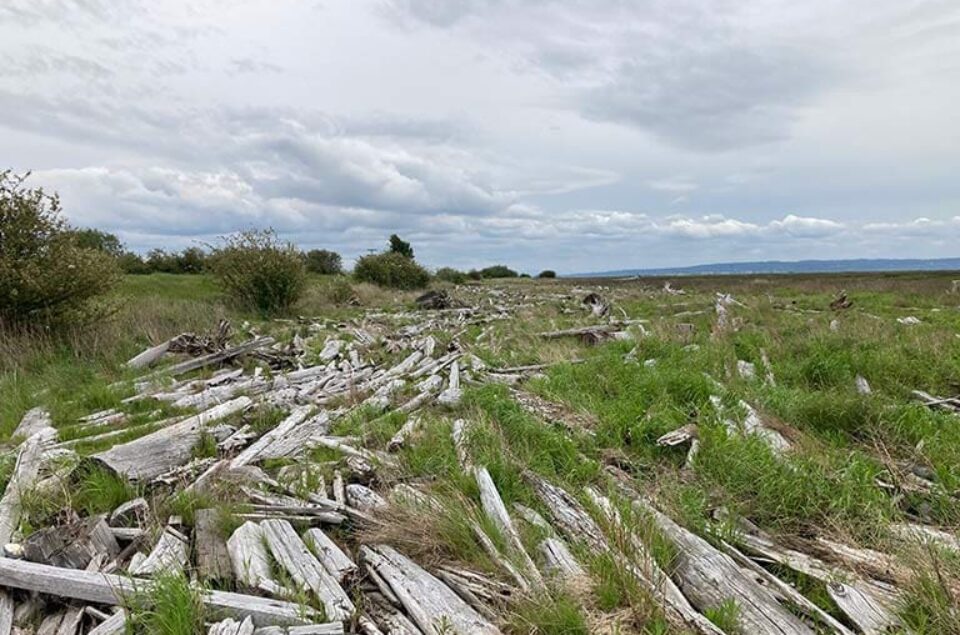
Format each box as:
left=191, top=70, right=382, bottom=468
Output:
left=360, top=545, right=500, bottom=635
left=260, top=519, right=354, bottom=621
left=473, top=466, right=544, bottom=591
left=332, top=471, right=345, bottom=506
left=0, top=557, right=317, bottom=626
left=890, top=522, right=960, bottom=553
left=539, top=537, right=585, bottom=580
left=109, top=497, right=149, bottom=527
left=227, top=521, right=288, bottom=596
left=231, top=406, right=312, bottom=467
left=196, top=508, right=235, bottom=582
left=386, top=416, right=421, bottom=452
left=525, top=473, right=607, bottom=553
left=720, top=541, right=855, bottom=635
left=345, top=484, right=388, bottom=512
left=730, top=524, right=901, bottom=634
left=12, top=408, right=54, bottom=440
left=632, top=496, right=813, bottom=634
left=23, top=516, right=119, bottom=569
left=126, top=339, right=172, bottom=369
left=253, top=625, right=345, bottom=635
left=208, top=616, right=256, bottom=635
left=0, top=428, right=57, bottom=544
left=512, top=503, right=552, bottom=533
left=129, top=523, right=189, bottom=577
left=259, top=412, right=332, bottom=460
left=87, top=609, right=127, bottom=635
left=93, top=397, right=252, bottom=480
left=151, top=336, right=275, bottom=378
left=304, top=528, right=357, bottom=582
left=451, top=419, right=473, bottom=470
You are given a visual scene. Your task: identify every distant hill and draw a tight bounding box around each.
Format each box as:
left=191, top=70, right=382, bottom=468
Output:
left=575, top=258, right=960, bottom=278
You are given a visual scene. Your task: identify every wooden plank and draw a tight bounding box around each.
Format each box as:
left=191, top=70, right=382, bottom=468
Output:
left=129, top=523, right=189, bottom=577
left=360, top=544, right=500, bottom=635
left=196, top=509, right=235, bottom=582
left=93, top=397, right=252, bottom=480
left=0, top=557, right=317, bottom=626
left=260, top=519, right=354, bottom=622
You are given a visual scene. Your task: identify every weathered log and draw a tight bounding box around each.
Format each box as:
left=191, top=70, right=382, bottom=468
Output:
left=360, top=544, right=500, bottom=635
left=196, top=509, right=235, bottom=582
left=345, top=484, right=388, bottom=512
left=631, top=496, right=813, bottom=634
left=93, top=397, right=252, bottom=480
left=539, top=537, right=585, bottom=580
left=227, top=521, right=288, bottom=596
left=524, top=473, right=607, bottom=553
left=87, top=609, right=127, bottom=635
left=129, top=522, right=189, bottom=577
left=12, top=408, right=54, bottom=441
left=231, top=406, right=312, bottom=467
left=0, top=557, right=318, bottom=625
left=656, top=424, right=698, bottom=447
left=304, top=528, right=357, bottom=582
left=150, top=336, right=275, bottom=378
left=474, top=466, right=544, bottom=591
left=260, top=519, right=354, bottom=621
left=208, top=616, right=255, bottom=635
left=126, top=339, right=172, bottom=369
left=23, top=516, right=119, bottom=569
left=386, top=416, right=421, bottom=452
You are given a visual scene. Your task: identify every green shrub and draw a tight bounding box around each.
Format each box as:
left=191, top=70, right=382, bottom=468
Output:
left=480, top=264, right=518, bottom=278
left=327, top=277, right=355, bottom=304
left=118, top=252, right=151, bottom=274
left=467, top=269, right=483, bottom=280
left=435, top=267, right=467, bottom=284
left=538, top=269, right=557, bottom=278
left=68, top=228, right=124, bottom=257
left=304, top=249, right=342, bottom=274
left=354, top=252, right=430, bottom=289
left=207, top=229, right=306, bottom=314
left=0, top=171, right=121, bottom=328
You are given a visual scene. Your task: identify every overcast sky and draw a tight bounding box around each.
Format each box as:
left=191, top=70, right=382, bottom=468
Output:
left=1, top=1, right=958, bottom=273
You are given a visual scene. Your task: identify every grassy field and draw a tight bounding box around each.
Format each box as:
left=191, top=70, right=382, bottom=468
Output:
left=2, top=271, right=959, bottom=633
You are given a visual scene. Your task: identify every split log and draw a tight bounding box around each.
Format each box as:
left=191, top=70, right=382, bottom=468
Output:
left=631, top=496, right=813, bottom=634
left=87, top=610, right=127, bottom=635
left=345, top=484, right=388, bottom=512
left=231, top=406, right=312, bottom=467
left=729, top=522, right=901, bottom=633
left=23, top=516, right=119, bottom=569
left=208, top=617, right=255, bottom=635
left=196, top=509, right=235, bottom=582
left=304, top=528, right=357, bottom=582
left=150, top=336, right=275, bottom=378
left=524, top=473, right=607, bottom=553
left=474, top=466, right=544, bottom=591
left=719, top=541, right=855, bottom=635
left=889, top=522, right=960, bottom=553
left=260, top=519, right=354, bottom=621
left=360, top=544, right=500, bottom=635
left=93, top=397, right=252, bottom=480
left=512, top=504, right=552, bottom=533
left=129, top=522, right=189, bottom=577
left=539, top=537, right=586, bottom=580
left=0, top=557, right=317, bottom=626
left=227, top=521, right=289, bottom=597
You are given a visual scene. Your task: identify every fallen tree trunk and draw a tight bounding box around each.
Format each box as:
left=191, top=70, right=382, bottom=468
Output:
left=93, top=397, right=252, bottom=480
left=150, top=336, right=275, bottom=378
left=0, top=557, right=317, bottom=626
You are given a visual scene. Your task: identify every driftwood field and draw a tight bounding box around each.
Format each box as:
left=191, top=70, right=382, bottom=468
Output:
left=1, top=272, right=959, bottom=634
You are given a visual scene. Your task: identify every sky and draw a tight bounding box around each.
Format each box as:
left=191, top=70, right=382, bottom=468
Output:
left=1, top=0, right=958, bottom=274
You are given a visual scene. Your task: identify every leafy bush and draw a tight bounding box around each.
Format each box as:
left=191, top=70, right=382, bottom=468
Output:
left=118, top=252, right=151, bottom=274
left=538, top=270, right=557, bottom=278
left=480, top=265, right=518, bottom=278
left=207, top=229, right=306, bottom=314
left=305, top=249, right=342, bottom=274
left=327, top=277, right=355, bottom=304
left=467, top=269, right=483, bottom=280
left=68, top=228, right=124, bottom=257
left=435, top=267, right=467, bottom=284
left=354, top=252, right=430, bottom=289
left=0, top=171, right=121, bottom=328
left=389, top=234, right=414, bottom=259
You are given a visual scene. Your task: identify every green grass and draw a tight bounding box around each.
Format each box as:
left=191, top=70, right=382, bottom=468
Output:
left=126, top=573, right=206, bottom=634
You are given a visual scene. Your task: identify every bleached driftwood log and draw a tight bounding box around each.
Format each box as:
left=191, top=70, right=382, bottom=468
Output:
left=539, top=538, right=586, bottom=580
left=345, top=484, right=388, bottom=512
left=525, top=473, right=607, bottom=553
left=360, top=544, right=500, bottom=635
left=11, top=408, right=54, bottom=440
left=0, top=557, right=318, bottom=626
left=126, top=339, right=172, bottom=369
left=304, top=528, right=357, bottom=582
left=150, top=336, right=275, bottom=378
left=231, top=406, right=312, bottom=467
left=631, top=496, right=813, bottom=634
left=474, top=466, right=544, bottom=591
left=207, top=616, right=255, bottom=635
left=129, top=521, right=190, bottom=577
left=87, top=609, right=127, bottom=635
left=730, top=522, right=901, bottom=633
left=227, top=522, right=289, bottom=597
left=93, top=397, right=252, bottom=480
left=386, top=416, right=421, bottom=452
left=260, top=519, right=354, bottom=621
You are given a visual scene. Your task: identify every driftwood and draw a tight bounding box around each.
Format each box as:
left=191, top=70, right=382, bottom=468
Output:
left=539, top=537, right=586, bottom=580
left=231, top=406, right=312, bottom=467
left=474, top=466, right=544, bottom=591
left=87, top=610, right=127, bottom=635
left=207, top=616, right=255, bottom=635
left=304, top=528, right=357, bottom=582
left=360, top=544, right=500, bottom=635
left=260, top=519, right=354, bottom=621
left=12, top=408, right=54, bottom=440
left=227, top=521, right=289, bottom=597
left=150, top=336, right=275, bottom=378
left=129, top=521, right=189, bottom=577
left=0, top=557, right=318, bottom=626
left=126, top=339, right=172, bottom=369
left=93, top=397, right=252, bottom=480
left=631, top=496, right=813, bottom=634
left=196, top=508, right=235, bottom=582
left=23, top=516, right=119, bottom=569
